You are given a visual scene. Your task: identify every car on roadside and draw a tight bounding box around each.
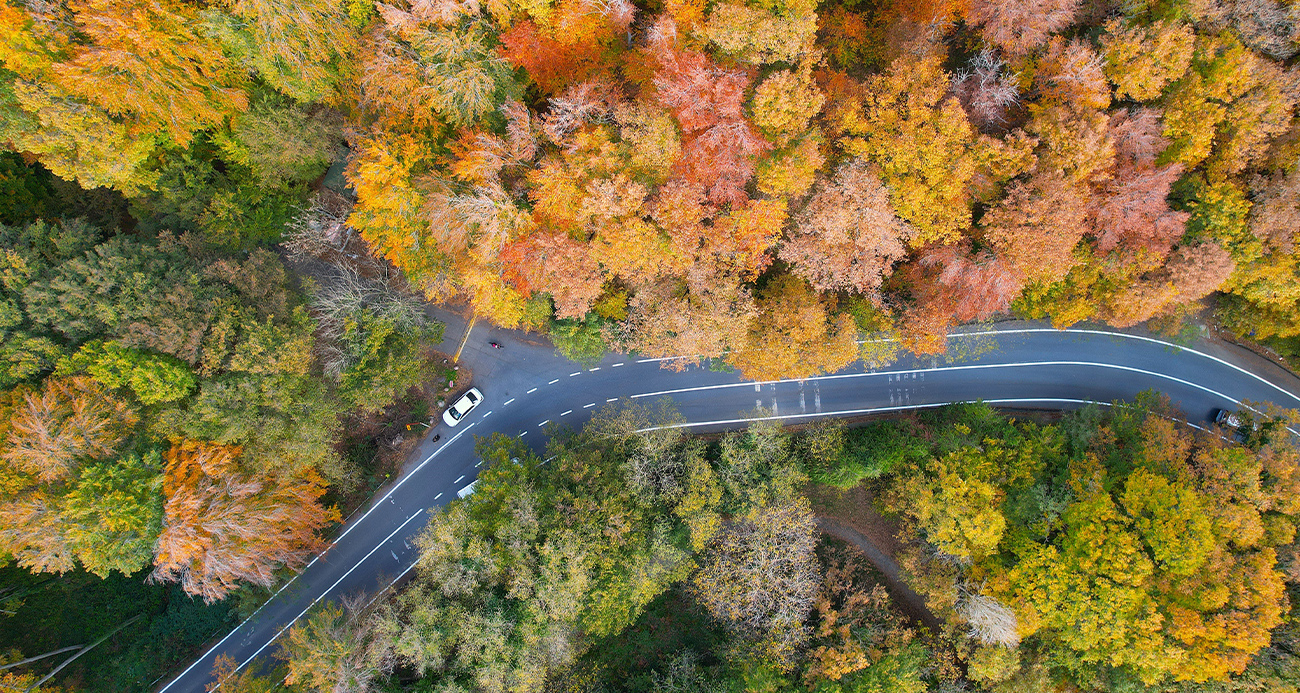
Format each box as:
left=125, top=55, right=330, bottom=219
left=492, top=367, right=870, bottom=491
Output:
left=1214, top=408, right=1243, bottom=429
left=1214, top=408, right=1258, bottom=443
left=443, top=387, right=484, bottom=427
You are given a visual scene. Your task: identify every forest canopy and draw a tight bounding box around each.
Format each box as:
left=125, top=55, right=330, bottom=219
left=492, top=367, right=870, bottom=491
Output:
left=3, top=0, right=1300, bottom=375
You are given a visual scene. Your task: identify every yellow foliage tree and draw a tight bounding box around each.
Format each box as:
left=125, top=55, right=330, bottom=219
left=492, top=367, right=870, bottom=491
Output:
left=728, top=274, right=858, bottom=381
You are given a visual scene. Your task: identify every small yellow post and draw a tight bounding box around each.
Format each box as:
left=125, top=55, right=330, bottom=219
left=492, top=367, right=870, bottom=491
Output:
left=452, top=315, right=477, bottom=362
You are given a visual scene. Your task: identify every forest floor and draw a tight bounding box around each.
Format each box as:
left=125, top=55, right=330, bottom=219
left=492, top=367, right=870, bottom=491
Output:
left=808, top=484, right=941, bottom=631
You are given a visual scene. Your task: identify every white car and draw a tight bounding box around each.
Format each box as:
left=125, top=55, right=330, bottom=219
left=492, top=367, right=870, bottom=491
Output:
left=442, top=387, right=484, bottom=426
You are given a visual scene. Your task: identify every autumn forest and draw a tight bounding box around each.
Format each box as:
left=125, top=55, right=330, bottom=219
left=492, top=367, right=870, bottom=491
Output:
left=4, top=0, right=1300, bottom=690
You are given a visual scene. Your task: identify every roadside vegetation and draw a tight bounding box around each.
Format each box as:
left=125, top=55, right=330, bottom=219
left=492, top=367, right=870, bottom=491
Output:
left=211, top=397, right=1300, bottom=693
left=0, top=128, right=449, bottom=693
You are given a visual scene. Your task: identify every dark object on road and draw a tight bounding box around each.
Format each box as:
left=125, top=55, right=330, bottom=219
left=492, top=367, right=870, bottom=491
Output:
left=432, top=434, right=441, bottom=442
left=489, top=341, right=502, bottom=349
left=1214, top=408, right=1256, bottom=443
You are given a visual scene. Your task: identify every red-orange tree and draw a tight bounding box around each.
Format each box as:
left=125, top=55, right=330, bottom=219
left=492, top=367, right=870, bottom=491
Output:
left=151, top=440, right=338, bottom=602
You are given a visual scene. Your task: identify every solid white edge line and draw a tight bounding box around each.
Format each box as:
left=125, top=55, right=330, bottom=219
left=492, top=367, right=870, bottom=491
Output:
left=217, top=510, right=427, bottom=687
left=630, top=361, right=1297, bottom=437
left=362, top=560, right=420, bottom=611
left=627, top=360, right=1241, bottom=405
left=959, top=327, right=1300, bottom=405
left=161, top=423, right=474, bottom=693
left=635, top=399, right=1214, bottom=435
left=630, top=326, right=1300, bottom=404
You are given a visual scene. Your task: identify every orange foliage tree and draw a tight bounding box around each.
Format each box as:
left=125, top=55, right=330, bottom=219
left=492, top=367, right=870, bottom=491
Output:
left=780, top=160, right=915, bottom=296
left=151, top=440, right=338, bottom=602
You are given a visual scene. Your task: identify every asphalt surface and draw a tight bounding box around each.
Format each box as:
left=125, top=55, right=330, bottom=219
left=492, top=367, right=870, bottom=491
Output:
left=158, top=320, right=1300, bottom=692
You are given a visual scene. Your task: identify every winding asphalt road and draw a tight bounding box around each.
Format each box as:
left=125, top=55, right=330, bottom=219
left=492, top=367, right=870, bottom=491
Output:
left=158, top=321, right=1300, bottom=692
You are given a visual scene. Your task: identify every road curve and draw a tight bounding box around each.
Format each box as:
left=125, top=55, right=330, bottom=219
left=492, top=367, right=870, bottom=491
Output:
left=159, top=322, right=1300, bottom=692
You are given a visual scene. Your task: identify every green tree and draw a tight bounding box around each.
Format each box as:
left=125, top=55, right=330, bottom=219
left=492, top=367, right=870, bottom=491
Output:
left=65, top=341, right=197, bottom=405
left=204, top=0, right=359, bottom=104
left=62, top=449, right=164, bottom=576
left=549, top=318, right=608, bottom=367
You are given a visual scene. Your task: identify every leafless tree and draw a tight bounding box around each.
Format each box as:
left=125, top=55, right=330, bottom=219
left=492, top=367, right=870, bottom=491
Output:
left=957, top=586, right=1021, bottom=647
left=310, top=267, right=432, bottom=377
left=283, top=191, right=354, bottom=263
left=952, top=49, right=1020, bottom=129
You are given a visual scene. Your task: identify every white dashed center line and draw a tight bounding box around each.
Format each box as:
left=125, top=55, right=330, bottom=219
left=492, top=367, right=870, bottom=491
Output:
left=612, top=363, right=624, bottom=367
left=561, top=410, right=573, bottom=416
left=527, top=388, right=537, bottom=394
left=583, top=403, right=596, bottom=408
left=569, top=372, right=581, bottom=377
left=453, top=475, right=464, bottom=484
left=549, top=379, right=560, bottom=384
left=589, top=367, right=601, bottom=371
left=504, top=398, right=515, bottom=405
left=538, top=420, right=550, bottom=427
left=607, top=397, right=618, bottom=402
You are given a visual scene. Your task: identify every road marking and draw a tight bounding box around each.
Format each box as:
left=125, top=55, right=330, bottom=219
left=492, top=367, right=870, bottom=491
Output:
left=953, top=327, right=1300, bottom=404
left=756, top=399, right=762, bottom=408
left=475, top=460, right=482, bottom=467
left=454, top=475, right=464, bottom=484
left=504, top=398, right=515, bottom=405
left=527, top=388, right=537, bottom=394
left=584, top=403, right=596, bottom=408
left=607, top=397, right=618, bottom=402
left=561, top=410, right=573, bottom=416
left=570, top=372, right=582, bottom=377
left=482, top=410, right=492, bottom=418
left=754, top=383, right=761, bottom=392
left=631, top=326, right=1300, bottom=405
left=434, top=493, right=442, bottom=500
left=390, top=550, right=399, bottom=561
left=519, top=431, right=528, bottom=437
left=219, top=510, right=427, bottom=686
left=612, top=363, right=624, bottom=367
left=549, top=378, right=560, bottom=384
left=363, top=560, right=419, bottom=610
left=538, top=420, right=550, bottom=427
left=629, top=360, right=1242, bottom=405
left=589, top=367, right=601, bottom=371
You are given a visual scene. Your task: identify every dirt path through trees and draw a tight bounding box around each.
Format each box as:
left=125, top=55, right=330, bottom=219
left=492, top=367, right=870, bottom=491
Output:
left=816, top=517, right=942, bottom=632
